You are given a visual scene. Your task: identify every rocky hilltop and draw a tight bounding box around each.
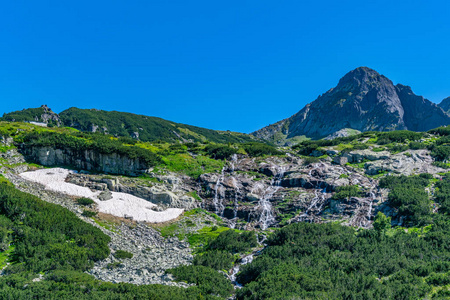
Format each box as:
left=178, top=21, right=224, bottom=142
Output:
left=1, top=104, right=61, bottom=127
left=253, top=67, right=450, bottom=144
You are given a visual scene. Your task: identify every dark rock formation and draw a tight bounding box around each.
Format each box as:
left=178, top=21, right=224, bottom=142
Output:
left=253, top=67, right=450, bottom=144
left=438, top=96, right=450, bottom=115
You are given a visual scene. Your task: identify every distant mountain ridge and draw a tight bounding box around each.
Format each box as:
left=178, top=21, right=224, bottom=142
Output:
left=253, top=67, right=450, bottom=144
left=439, top=97, right=450, bottom=115
left=1, top=106, right=256, bottom=144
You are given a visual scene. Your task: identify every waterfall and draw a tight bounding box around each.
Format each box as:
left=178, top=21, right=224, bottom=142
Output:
left=213, top=166, right=226, bottom=216
left=230, top=154, right=240, bottom=228
left=230, top=177, right=240, bottom=229
left=298, top=183, right=327, bottom=222
left=229, top=254, right=254, bottom=288
left=213, top=154, right=240, bottom=220
left=368, top=189, right=375, bottom=219
left=298, top=163, right=329, bottom=222
left=258, top=166, right=285, bottom=230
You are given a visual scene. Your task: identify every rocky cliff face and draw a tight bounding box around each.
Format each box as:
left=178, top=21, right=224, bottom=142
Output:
left=439, top=97, right=450, bottom=115
left=253, top=67, right=450, bottom=144
left=20, top=146, right=150, bottom=176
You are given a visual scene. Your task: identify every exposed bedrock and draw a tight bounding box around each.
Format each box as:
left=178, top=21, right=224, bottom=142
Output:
left=20, top=146, right=150, bottom=176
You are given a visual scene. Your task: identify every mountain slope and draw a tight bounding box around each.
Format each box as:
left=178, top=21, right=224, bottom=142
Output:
left=253, top=67, right=450, bottom=144
left=438, top=96, right=450, bottom=114
left=1, top=106, right=256, bottom=144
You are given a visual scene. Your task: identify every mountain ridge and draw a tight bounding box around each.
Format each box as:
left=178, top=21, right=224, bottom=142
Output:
left=1, top=105, right=256, bottom=144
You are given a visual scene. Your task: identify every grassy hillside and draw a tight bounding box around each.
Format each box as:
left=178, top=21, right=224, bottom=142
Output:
left=1, top=107, right=47, bottom=123
left=0, top=121, right=280, bottom=178
left=59, top=107, right=255, bottom=143
left=1, top=106, right=257, bottom=144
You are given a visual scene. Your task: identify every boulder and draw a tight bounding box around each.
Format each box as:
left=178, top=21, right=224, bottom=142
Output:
left=98, top=191, right=113, bottom=201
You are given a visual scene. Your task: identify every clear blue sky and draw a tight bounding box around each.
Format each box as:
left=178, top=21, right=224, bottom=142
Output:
left=1, top=0, right=449, bottom=133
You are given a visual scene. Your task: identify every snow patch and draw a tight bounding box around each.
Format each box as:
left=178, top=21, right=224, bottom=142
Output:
left=19, top=168, right=183, bottom=223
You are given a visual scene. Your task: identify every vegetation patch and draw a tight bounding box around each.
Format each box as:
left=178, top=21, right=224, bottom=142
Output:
left=114, top=250, right=133, bottom=259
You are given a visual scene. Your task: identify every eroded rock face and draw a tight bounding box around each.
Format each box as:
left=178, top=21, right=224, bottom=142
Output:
left=20, top=146, right=150, bottom=176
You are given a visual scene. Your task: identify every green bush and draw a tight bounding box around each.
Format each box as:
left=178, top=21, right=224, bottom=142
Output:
left=302, top=156, right=320, bottom=165
left=0, top=180, right=110, bottom=273
left=428, top=126, right=450, bottom=136
left=208, top=230, right=257, bottom=254
left=379, top=175, right=431, bottom=226
left=241, top=142, right=281, bottom=157
left=167, top=265, right=233, bottom=298
left=409, top=141, right=427, bottom=150
left=331, top=185, right=362, bottom=200
left=373, top=212, right=391, bottom=232
left=235, top=221, right=448, bottom=299
left=204, top=144, right=237, bottom=160
left=114, top=250, right=133, bottom=259
left=376, top=131, right=424, bottom=144
left=193, top=250, right=234, bottom=270
left=433, top=161, right=450, bottom=169
left=77, top=197, right=94, bottom=206
left=431, top=145, right=450, bottom=161
left=81, top=210, right=97, bottom=217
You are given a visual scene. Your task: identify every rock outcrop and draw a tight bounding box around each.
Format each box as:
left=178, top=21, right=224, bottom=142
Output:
left=1, top=104, right=61, bottom=126
left=253, top=67, right=450, bottom=144
left=20, top=146, right=150, bottom=176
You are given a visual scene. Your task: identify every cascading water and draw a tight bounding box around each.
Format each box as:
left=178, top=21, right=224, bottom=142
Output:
left=230, top=177, right=240, bottom=229
left=213, top=166, right=226, bottom=216
left=213, top=154, right=241, bottom=220
left=368, top=188, right=375, bottom=219
left=229, top=254, right=254, bottom=288
left=298, top=163, right=329, bottom=222
left=298, top=183, right=327, bottom=222
left=258, top=166, right=286, bottom=230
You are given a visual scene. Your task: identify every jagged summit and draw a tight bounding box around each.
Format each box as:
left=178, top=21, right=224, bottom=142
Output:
left=253, top=67, right=450, bottom=144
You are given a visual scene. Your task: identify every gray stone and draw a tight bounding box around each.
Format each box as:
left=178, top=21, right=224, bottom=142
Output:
left=98, top=191, right=113, bottom=201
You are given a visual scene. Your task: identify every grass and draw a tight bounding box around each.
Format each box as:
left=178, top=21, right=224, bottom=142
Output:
left=0, top=245, right=15, bottom=269
left=367, top=170, right=389, bottom=179
left=158, top=208, right=224, bottom=239
left=346, top=160, right=367, bottom=169
left=335, top=143, right=354, bottom=151
left=159, top=223, right=180, bottom=238
left=187, top=191, right=202, bottom=201
left=162, top=154, right=225, bottom=178
left=187, top=226, right=231, bottom=250
left=0, top=145, right=14, bottom=153
left=93, top=217, right=120, bottom=233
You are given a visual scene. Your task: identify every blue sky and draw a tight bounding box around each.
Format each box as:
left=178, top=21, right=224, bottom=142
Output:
left=1, top=0, right=449, bottom=133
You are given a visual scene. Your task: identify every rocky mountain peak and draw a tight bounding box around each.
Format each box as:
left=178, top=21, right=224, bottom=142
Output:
left=252, top=67, right=450, bottom=144
left=337, top=67, right=386, bottom=87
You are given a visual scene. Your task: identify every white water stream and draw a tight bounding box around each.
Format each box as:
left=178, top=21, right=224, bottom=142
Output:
left=213, top=166, right=226, bottom=216
left=258, top=166, right=286, bottom=230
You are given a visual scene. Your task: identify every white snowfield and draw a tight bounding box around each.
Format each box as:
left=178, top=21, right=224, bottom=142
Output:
left=19, top=168, right=184, bottom=223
